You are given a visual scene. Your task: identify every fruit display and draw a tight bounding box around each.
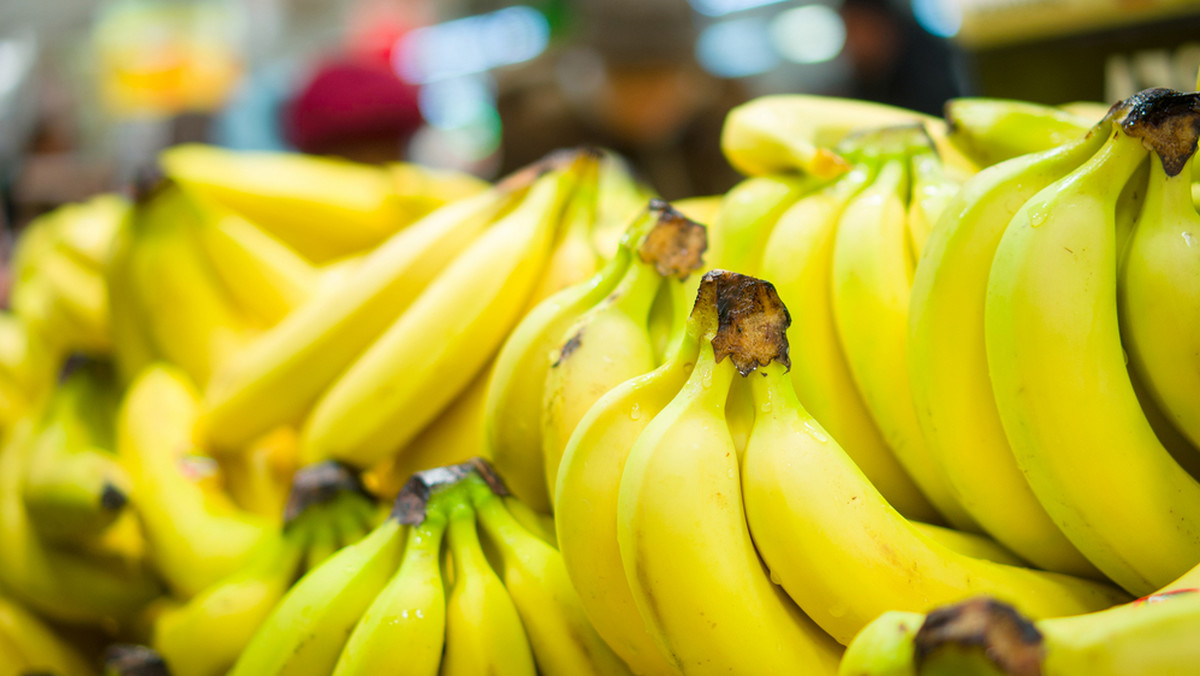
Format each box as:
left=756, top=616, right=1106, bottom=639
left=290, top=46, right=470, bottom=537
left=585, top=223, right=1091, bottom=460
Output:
left=0, top=82, right=1198, bottom=675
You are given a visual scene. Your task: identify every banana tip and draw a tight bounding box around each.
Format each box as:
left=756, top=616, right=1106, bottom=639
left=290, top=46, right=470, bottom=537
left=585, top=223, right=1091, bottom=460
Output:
left=914, top=597, right=1044, bottom=676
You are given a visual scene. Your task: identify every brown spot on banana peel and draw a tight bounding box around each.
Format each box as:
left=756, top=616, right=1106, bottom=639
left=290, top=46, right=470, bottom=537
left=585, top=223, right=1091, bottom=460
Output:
left=638, top=199, right=708, bottom=279
left=693, top=270, right=791, bottom=376
left=391, top=457, right=509, bottom=524
left=100, top=482, right=129, bottom=512
left=914, top=597, right=1045, bottom=676
left=104, top=644, right=171, bottom=676
left=1111, top=88, right=1200, bottom=177
left=553, top=329, right=584, bottom=367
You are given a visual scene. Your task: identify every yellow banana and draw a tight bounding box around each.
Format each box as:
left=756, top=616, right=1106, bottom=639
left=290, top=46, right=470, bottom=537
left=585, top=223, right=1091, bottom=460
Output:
left=201, top=183, right=521, bottom=452
left=50, top=193, right=127, bottom=269
left=1119, top=148, right=1200, bottom=451
left=387, top=161, right=489, bottom=210
left=592, top=152, right=656, bottom=260
left=617, top=271, right=843, bottom=674
left=0, top=594, right=95, bottom=676
left=440, top=495, right=537, bottom=676
left=219, top=426, right=300, bottom=522
left=542, top=202, right=706, bottom=503
left=162, top=144, right=414, bottom=262
left=117, top=364, right=270, bottom=598
left=760, top=151, right=936, bottom=522
left=944, top=98, right=1094, bottom=167
left=985, top=90, right=1200, bottom=594
left=555, top=278, right=696, bottom=676
left=831, top=145, right=974, bottom=529
left=705, top=173, right=817, bottom=275
left=104, top=203, right=158, bottom=384
left=528, top=149, right=602, bottom=304
left=908, top=129, right=1108, bottom=576
left=469, top=474, right=631, bottom=675
left=301, top=158, right=584, bottom=468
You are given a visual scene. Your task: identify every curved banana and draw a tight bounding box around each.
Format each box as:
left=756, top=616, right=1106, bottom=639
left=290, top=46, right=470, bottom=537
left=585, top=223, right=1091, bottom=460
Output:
left=705, top=173, right=817, bottom=275
left=162, top=144, right=412, bottom=262
left=440, top=495, right=537, bottom=676
left=618, top=271, right=843, bottom=674
left=201, top=185, right=514, bottom=451
left=105, top=204, right=158, bottom=384
left=760, top=151, right=936, bottom=522
left=528, top=151, right=602, bottom=304
left=555, top=278, right=696, bottom=676
left=543, top=202, right=706, bottom=503
left=332, top=496, right=449, bottom=675
left=470, top=475, right=631, bottom=675
left=0, top=314, right=56, bottom=422
left=908, top=130, right=1107, bottom=576
left=910, top=522, right=1025, bottom=567
left=229, top=512, right=406, bottom=675
left=721, top=94, right=976, bottom=179
left=0, top=594, right=95, bottom=676
left=220, top=426, right=300, bottom=522
left=741, top=356, right=1129, bottom=646
left=905, top=141, right=960, bottom=261
left=194, top=207, right=317, bottom=326
left=117, top=364, right=270, bottom=598
left=1118, top=151, right=1200, bottom=451
left=944, top=98, right=1093, bottom=167
left=301, top=159, right=583, bottom=468
left=830, top=146, right=974, bottom=529
left=592, top=152, right=656, bottom=260
left=486, top=236, right=634, bottom=513
left=51, top=193, right=127, bottom=269
left=985, top=91, right=1200, bottom=594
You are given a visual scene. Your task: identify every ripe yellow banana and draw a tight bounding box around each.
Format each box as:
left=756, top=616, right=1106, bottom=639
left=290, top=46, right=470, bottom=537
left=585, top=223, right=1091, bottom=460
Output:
left=618, top=271, right=843, bottom=674
left=555, top=277, right=696, bottom=676
left=129, top=186, right=258, bottom=386
left=332, top=492, right=449, bottom=675
left=591, top=152, right=656, bottom=260
left=542, top=202, right=706, bottom=503
left=905, top=141, right=959, bottom=261
left=831, top=146, right=974, bottom=530
left=528, top=150, right=602, bottom=304
left=0, top=314, right=55, bottom=421
left=721, top=94, right=976, bottom=179
left=220, top=426, right=300, bottom=522
left=162, top=144, right=414, bottom=262
left=193, top=206, right=317, bottom=327
left=104, top=205, right=158, bottom=384
left=117, top=364, right=271, bottom=598
left=469, top=474, right=632, bottom=675
left=1118, top=153, right=1200, bottom=452
left=944, top=98, right=1094, bottom=167
left=985, top=90, right=1200, bottom=595
left=441, top=494, right=537, bottom=676
left=908, top=129, right=1108, bottom=576
left=706, top=173, right=817, bottom=275
left=486, top=235, right=635, bottom=514
left=50, top=193, right=127, bottom=269
left=760, top=151, right=936, bottom=522
left=301, top=159, right=584, bottom=468
left=201, top=184, right=516, bottom=451
left=741, top=354, right=1129, bottom=646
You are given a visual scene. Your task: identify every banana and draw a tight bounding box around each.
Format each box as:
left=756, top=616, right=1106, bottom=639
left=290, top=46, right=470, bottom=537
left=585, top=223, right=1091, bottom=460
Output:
left=104, top=644, right=169, bottom=676
left=705, top=173, right=818, bottom=275
left=837, top=610, right=920, bottom=676
left=760, top=149, right=936, bottom=522
left=0, top=314, right=55, bottom=422
left=129, top=185, right=258, bottom=386
left=162, top=144, right=415, bottom=262
left=193, top=206, right=318, bottom=326
left=486, top=231, right=635, bottom=514
left=830, top=139, right=974, bottom=530
left=117, top=364, right=270, bottom=598
left=542, top=201, right=706, bottom=503
left=555, top=276, right=697, bottom=676
left=220, top=426, right=300, bottom=522
left=0, top=418, right=162, bottom=625
left=618, top=271, right=843, bottom=674
left=301, top=156, right=586, bottom=469
left=671, top=195, right=722, bottom=225
left=944, top=98, right=1093, bottom=167
left=528, top=150, right=603, bottom=304
left=908, top=129, right=1109, bottom=576
left=153, top=522, right=308, bottom=676
left=387, top=161, right=489, bottom=210
left=985, top=90, right=1200, bottom=594
left=440, top=493, right=537, bottom=676
left=1118, top=147, right=1200, bottom=451
left=104, top=202, right=158, bottom=384
left=740, top=313, right=1128, bottom=647
left=592, top=152, right=656, bottom=260
left=910, top=522, right=1025, bottom=567
left=51, top=193, right=127, bottom=269
left=229, top=509, right=405, bottom=675
left=201, top=181, right=523, bottom=452
left=721, top=94, right=977, bottom=179
left=0, top=594, right=95, bottom=676
left=468, top=474, right=632, bottom=675
left=905, top=140, right=960, bottom=261
left=332, top=489, right=450, bottom=675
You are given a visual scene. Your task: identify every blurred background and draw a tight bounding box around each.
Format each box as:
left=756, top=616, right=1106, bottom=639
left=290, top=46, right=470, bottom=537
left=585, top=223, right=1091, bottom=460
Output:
left=3, top=0, right=1200, bottom=234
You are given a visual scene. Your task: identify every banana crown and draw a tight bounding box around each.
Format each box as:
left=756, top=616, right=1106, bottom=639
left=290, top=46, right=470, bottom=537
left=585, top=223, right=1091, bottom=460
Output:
left=692, top=269, right=791, bottom=376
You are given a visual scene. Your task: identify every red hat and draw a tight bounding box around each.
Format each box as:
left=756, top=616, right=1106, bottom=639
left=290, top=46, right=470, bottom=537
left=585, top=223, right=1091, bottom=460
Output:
left=284, top=57, right=423, bottom=155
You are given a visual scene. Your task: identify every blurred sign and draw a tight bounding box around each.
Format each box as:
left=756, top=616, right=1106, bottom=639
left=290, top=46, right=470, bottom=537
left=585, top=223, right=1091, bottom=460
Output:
left=93, top=0, right=243, bottom=118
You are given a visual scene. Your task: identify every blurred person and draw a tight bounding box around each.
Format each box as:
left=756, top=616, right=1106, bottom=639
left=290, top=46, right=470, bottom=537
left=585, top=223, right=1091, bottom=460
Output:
left=494, top=0, right=745, bottom=200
